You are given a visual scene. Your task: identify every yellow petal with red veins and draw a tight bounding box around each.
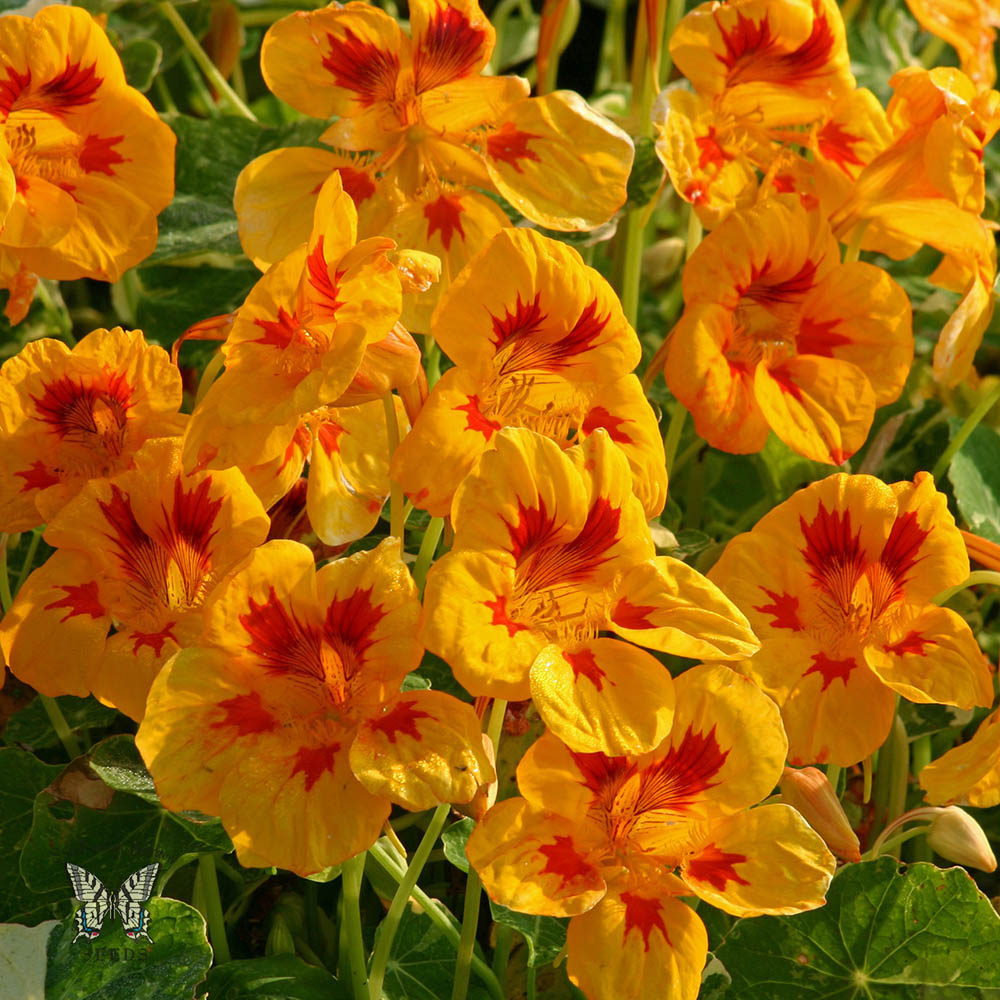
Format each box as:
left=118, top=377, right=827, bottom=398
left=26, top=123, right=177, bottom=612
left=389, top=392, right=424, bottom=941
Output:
left=220, top=729, right=390, bottom=874
left=920, top=708, right=1000, bottom=808
left=88, top=627, right=181, bottom=722
left=408, top=0, right=495, bottom=93
left=261, top=4, right=404, bottom=120
left=350, top=689, right=495, bottom=810
left=0, top=549, right=108, bottom=699
left=467, top=797, right=607, bottom=917
left=754, top=355, right=875, bottom=465
left=484, top=91, right=633, bottom=230
left=680, top=803, right=834, bottom=916
left=864, top=606, right=993, bottom=710
left=566, top=891, right=707, bottom=1000
left=3, top=171, right=77, bottom=249
left=515, top=729, right=601, bottom=819
left=421, top=550, right=544, bottom=700
left=529, top=638, right=675, bottom=755
left=608, top=556, right=759, bottom=661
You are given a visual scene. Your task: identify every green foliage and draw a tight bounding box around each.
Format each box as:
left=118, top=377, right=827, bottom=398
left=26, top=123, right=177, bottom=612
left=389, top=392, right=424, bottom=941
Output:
left=45, top=898, right=212, bottom=1000
left=713, top=858, right=1000, bottom=997
left=441, top=818, right=475, bottom=874
left=625, top=136, right=664, bottom=209
left=487, top=903, right=568, bottom=968
left=949, top=424, right=1000, bottom=544
left=2, top=695, right=119, bottom=752
left=198, top=955, right=351, bottom=999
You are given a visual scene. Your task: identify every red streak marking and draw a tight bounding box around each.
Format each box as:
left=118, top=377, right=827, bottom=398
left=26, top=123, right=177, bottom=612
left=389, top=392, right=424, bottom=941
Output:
left=484, top=594, right=527, bottom=636
left=581, top=406, right=634, bottom=444
left=505, top=496, right=558, bottom=561
left=321, top=28, right=398, bottom=105
left=291, top=743, right=341, bottom=791
left=611, top=597, right=657, bottom=630
left=487, top=123, right=542, bottom=172
left=621, top=892, right=670, bottom=951
left=884, top=631, right=935, bottom=657
left=16, top=460, right=60, bottom=492
left=414, top=3, right=487, bottom=92
left=339, top=167, right=376, bottom=206
left=424, top=194, right=465, bottom=251
left=753, top=587, right=803, bottom=631
left=0, top=66, right=30, bottom=115
left=241, top=587, right=323, bottom=675
left=37, top=59, right=102, bottom=112
left=569, top=751, right=633, bottom=796
left=44, top=580, right=105, bottom=622
left=557, top=300, right=610, bottom=364
left=210, top=690, right=278, bottom=736
left=325, top=586, right=384, bottom=662
left=804, top=651, right=857, bottom=690
left=799, top=501, right=864, bottom=595
left=253, top=308, right=301, bottom=349
left=878, top=511, right=929, bottom=598
left=686, top=844, right=751, bottom=891
left=538, top=834, right=593, bottom=886
left=454, top=394, right=501, bottom=440
left=696, top=126, right=733, bottom=169
left=796, top=316, right=852, bottom=357
left=772, top=173, right=797, bottom=193
left=489, top=291, right=547, bottom=350
left=316, top=421, right=343, bottom=456
left=130, top=624, right=177, bottom=658
left=79, top=134, right=125, bottom=175
left=162, top=476, right=223, bottom=566
left=817, top=119, right=865, bottom=173
left=742, top=258, right=818, bottom=306
left=306, top=236, right=342, bottom=318
left=564, top=648, right=606, bottom=691
left=31, top=372, right=133, bottom=440
left=648, top=724, right=730, bottom=811
left=368, top=698, right=433, bottom=743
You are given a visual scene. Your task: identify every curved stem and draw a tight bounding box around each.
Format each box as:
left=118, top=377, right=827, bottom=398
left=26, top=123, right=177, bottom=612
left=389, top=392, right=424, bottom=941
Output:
left=933, top=570, right=1000, bottom=607
left=39, top=695, right=83, bottom=760
left=663, top=402, right=688, bottom=480
left=867, top=824, right=931, bottom=861
left=413, top=517, right=445, bottom=594
left=383, top=393, right=405, bottom=554
left=842, top=218, right=870, bottom=264
left=13, top=529, right=41, bottom=596
left=492, top=924, right=514, bottom=992
left=342, top=853, right=369, bottom=1000
left=451, top=869, right=485, bottom=1000
left=369, top=804, right=451, bottom=1000
left=932, top=381, right=1000, bottom=481
left=885, top=715, right=910, bottom=827
left=197, top=854, right=231, bottom=964
left=195, top=349, right=225, bottom=407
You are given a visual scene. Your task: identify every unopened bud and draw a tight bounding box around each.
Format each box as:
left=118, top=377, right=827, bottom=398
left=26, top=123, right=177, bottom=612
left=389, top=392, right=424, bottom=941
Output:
left=779, top=766, right=861, bottom=863
left=265, top=913, right=296, bottom=956
left=926, top=805, right=997, bottom=872
left=642, top=237, right=685, bottom=287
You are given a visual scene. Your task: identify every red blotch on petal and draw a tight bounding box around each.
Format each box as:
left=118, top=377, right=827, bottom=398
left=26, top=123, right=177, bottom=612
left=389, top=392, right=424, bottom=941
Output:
left=538, top=834, right=593, bottom=886
left=796, top=315, right=852, bottom=357
left=253, top=307, right=301, bottom=348
left=505, top=496, right=558, bottom=561
left=321, top=28, right=398, bottom=106
left=804, top=651, right=857, bottom=691
left=620, top=891, right=670, bottom=951
left=16, top=460, right=60, bottom=492
left=44, top=580, right=105, bottom=622
left=316, top=421, right=344, bottom=457
left=306, top=236, right=343, bottom=318
left=752, top=587, right=803, bottom=631
left=484, top=594, right=527, bottom=637
left=339, top=167, right=376, bottom=206
left=291, top=742, right=341, bottom=791
left=454, top=394, right=501, bottom=440
left=486, top=122, right=542, bottom=172
left=424, top=194, right=466, bottom=251
left=611, top=597, right=657, bottom=630
left=817, top=119, right=865, bottom=173
left=564, top=648, right=606, bottom=691
left=695, top=126, right=733, bottom=169
left=211, top=690, right=279, bottom=736
left=884, top=631, right=936, bottom=657
left=79, top=134, right=126, bottom=176
left=367, top=697, right=433, bottom=743
left=686, top=843, right=751, bottom=891
left=581, top=406, right=634, bottom=445
left=130, top=623, right=177, bottom=658
left=0, top=66, right=31, bottom=116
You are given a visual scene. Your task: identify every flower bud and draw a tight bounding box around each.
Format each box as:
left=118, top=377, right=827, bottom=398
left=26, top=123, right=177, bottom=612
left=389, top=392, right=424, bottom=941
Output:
left=642, top=237, right=685, bottom=287
left=926, top=805, right=997, bottom=872
left=779, top=766, right=861, bottom=863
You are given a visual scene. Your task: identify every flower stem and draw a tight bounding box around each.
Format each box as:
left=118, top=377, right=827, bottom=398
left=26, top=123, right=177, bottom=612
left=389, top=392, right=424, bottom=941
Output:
left=886, top=715, right=910, bottom=826
left=13, top=529, right=41, bottom=595
left=383, top=393, right=406, bottom=554
left=39, top=695, right=83, bottom=760
left=0, top=534, right=14, bottom=613
left=368, top=843, right=503, bottom=1000
left=368, top=804, right=451, bottom=1000
left=909, top=736, right=934, bottom=861
left=662, top=401, right=688, bottom=479
left=341, top=853, right=369, bottom=1000
left=933, top=570, right=1000, bottom=606
left=492, top=924, right=514, bottom=991
left=842, top=219, right=870, bottom=264
left=867, top=824, right=931, bottom=861
left=197, top=854, right=231, bottom=965
left=413, top=517, right=445, bottom=594
left=158, top=3, right=257, bottom=120
left=825, top=765, right=842, bottom=797
left=931, top=381, right=1000, bottom=482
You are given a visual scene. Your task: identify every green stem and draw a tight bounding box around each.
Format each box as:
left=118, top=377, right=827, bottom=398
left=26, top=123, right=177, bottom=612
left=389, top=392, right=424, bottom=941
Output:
left=595, top=0, right=627, bottom=91
left=486, top=699, right=507, bottom=754
left=863, top=753, right=874, bottom=804
left=0, top=534, right=14, bottom=613
left=197, top=854, right=231, bottom=964
left=933, top=570, right=1000, bottom=606
left=526, top=962, right=537, bottom=1000
left=341, top=854, right=369, bottom=1000
left=910, top=736, right=934, bottom=861
left=932, top=381, right=1000, bottom=481
left=842, top=218, right=870, bottom=264
left=368, top=843, right=503, bottom=1000
left=195, top=349, right=226, bottom=407
left=424, top=336, right=442, bottom=390
left=866, top=824, right=931, bottom=861
left=39, top=694, right=83, bottom=760
left=919, top=34, right=947, bottom=68
left=13, top=529, right=41, bottom=596
left=663, top=402, right=688, bottom=479
left=451, top=869, right=484, bottom=1000
left=368, top=805, right=451, bottom=1000
left=413, top=517, right=445, bottom=594
left=383, top=393, right=405, bottom=553
left=825, top=765, right=842, bottom=798
left=303, top=879, right=321, bottom=958
left=158, top=2, right=257, bottom=120
left=886, top=715, right=910, bottom=827
left=491, top=924, right=514, bottom=991
left=154, top=75, right=178, bottom=114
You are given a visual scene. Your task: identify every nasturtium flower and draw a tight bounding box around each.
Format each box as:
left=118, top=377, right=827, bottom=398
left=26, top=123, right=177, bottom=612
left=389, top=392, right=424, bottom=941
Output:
left=664, top=197, right=913, bottom=464
left=234, top=0, right=633, bottom=327
left=392, top=228, right=665, bottom=518
left=0, top=439, right=269, bottom=720
left=467, top=664, right=835, bottom=1000
left=422, top=428, right=758, bottom=753
left=669, top=0, right=854, bottom=128
left=135, top=538, right=493, bottom=875
left=708, top=472, right=994, bottom=767
left=905, top=0, right=999, bottom=88
left=0, top=5, right=175, bottom=321
left=0, top=326, right=185, bottom=533
left=920, top=708, right=1000, bottom=809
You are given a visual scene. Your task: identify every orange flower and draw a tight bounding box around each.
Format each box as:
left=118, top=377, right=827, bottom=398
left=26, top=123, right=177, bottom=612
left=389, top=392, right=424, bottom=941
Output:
left=0, top=326, right=186, bottom=533
left=708, top=472, right=994, bottom=766
left=0, top=439, right=269, bottom=720
left=234, top=0, right=633, bottom=326
left=920, top=708, right=1000, bottom=809
left=664, top=197, right=913, bottom=464
left=391, top=228, right=666, bottom=518
left=905, top=0, right=1000, bottom=88
left=0, top=5, right=175, bottom=321
left=135, top=538, right=493, bottom=875
left=422, top=428, right=758, bottom=753
left=467, top=665, right=835, bottom=1000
